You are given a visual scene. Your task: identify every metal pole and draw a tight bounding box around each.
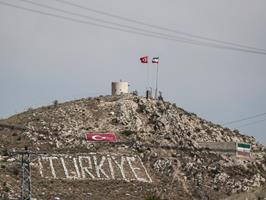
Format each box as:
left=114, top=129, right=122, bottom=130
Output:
left=147, top=62, right=150, bottom=90
left=8, top=149, right=47, bottom=200
left=155, top=63, right=159, bottom=99
left=20, top=149, right=32, bottom=200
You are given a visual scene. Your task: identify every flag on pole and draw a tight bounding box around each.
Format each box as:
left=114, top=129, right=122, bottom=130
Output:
left=152, top=57, right=159, bottom=63
left=140, top=56, right=148, bottom=63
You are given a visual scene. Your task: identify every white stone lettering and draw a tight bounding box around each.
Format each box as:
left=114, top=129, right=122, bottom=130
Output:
left=107, top=155, right=115, bottom=179
left=73, top=158, right=81, bottom=179
left=38, top=157, right=43, bottom=177
left=127, top=156, right=149, bottom=182
left=48, top=157, right=58, bottom=178
left=138, top=157, right=153, bottom=183
left=60, top=157, right=81, bottom=179
left=111, top=156, right=126, bottom=180
left=78, top=156, right=95, bottom=179
left=36, top=153, right=152, bottom=183
left=60, top=157, right=70, bottom=178
left=93, top=155, right=109, bottom=179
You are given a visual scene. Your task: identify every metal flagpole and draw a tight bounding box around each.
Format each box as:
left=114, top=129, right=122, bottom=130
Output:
left=155, top=62, right=159, bottom=99
left=147, top=62, right=150, bottom=90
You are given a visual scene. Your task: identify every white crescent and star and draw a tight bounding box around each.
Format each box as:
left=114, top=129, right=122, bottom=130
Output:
left=92, top=135, right=107, bottom=141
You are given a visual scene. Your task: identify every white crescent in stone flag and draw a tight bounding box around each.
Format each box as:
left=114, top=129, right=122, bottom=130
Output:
left=85, top=133, right=117, bottom=142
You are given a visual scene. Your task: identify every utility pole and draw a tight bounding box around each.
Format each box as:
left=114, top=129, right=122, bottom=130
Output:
left=9, top=147, right=46, bottom=200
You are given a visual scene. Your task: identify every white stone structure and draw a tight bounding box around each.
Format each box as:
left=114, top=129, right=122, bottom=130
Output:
left=111, top=81, right=129, bottom=95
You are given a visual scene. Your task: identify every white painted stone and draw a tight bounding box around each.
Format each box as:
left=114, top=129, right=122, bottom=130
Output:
left=127, top=156, right=148, bottom=182
left=107, top=155, right=115, bottom=179
left=93, top=155, right=109, bottom=179
left=78, top=156, right=95, bottom=179
left=111, top=156, right=126, bottom=180
left=48, top=157, right=58, bottom=178
left=37, top=153, right=152, bottom=183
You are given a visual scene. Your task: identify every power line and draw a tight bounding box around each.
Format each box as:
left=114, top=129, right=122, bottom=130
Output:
left=0, top=1, right=179, bottom=39
left=54, top=0, right=266, bottom=53
left=18, top=0, right=223, bottom=45
left=0, top=1, right=266, bottom=55
left=222, top=112, right=266, bottom=126
left=0, top=0, right=263, bottom=55
left=17, top=0, right=266, bottom=56
left=235, top=118, right=266, bottom=129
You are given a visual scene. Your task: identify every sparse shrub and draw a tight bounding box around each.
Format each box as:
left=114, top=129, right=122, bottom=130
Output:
left=137, top=104, right=147, bottom=113
left=256, top=190, right=266, bottom=200
left=195, top=128, right=201, bottom=133
left=190, top=112, right=197, bottom=117
left=85, top=127, right=93, bottom=131
left=3, top=182, right=10, bottom=193
left=53, top=100, right=58, bottom=107
left=1, top=148, right=8, bottom=156
left=35, top=117, right=40, bottom=121
left=233, top=129, right=240, bottom=134
left=132, top=90, right=138, bottom=96
left=0, top=194, right=10, bottom=200
left=145, top=195, right=161, bottom=200
left=16, top=136, right=22, bottom=141
left=8, top=165, right=20, bottom=176
left=12, top=132, right=18, bottom=137
left=224, top=127, right=231, bottom=132
left=111, top=118, right=118, bottom=125
left=121, top=130, right=136, bottom=136
left=27, top=107, right=33, bottom=111
left=3, top=186, right=10, bottom=193
left=206, top=129, right=212, bottom=134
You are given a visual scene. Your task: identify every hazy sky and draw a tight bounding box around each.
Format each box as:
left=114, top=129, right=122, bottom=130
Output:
left=0, top=0, right=266, bottom=145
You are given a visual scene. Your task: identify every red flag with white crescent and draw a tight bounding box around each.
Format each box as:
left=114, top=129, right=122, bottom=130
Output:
left=140, top=56, right=148, bottom=63
left=85, top=133, right=117, bottom=142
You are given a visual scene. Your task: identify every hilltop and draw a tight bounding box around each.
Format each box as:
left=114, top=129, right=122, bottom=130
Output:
left=0, top=94, right=265, bottom=200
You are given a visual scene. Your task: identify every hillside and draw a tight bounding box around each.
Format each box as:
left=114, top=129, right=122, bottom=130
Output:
left=0, top=94, right=265, bottom=200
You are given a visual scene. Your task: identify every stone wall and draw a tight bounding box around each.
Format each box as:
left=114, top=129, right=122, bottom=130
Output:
left=199, top=142, right=236, bottom=155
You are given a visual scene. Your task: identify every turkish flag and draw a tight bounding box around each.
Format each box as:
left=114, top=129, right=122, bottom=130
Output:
left=140, top=56, right=148, bottom=63
left=85, top=133, right=117, bottom=142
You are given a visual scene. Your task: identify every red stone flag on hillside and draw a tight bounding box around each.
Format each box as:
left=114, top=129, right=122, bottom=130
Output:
left=140, top=56, right=148, bottom=63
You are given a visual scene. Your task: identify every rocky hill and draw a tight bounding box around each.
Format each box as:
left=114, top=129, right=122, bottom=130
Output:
left=0, top=94, right=265, bottom=200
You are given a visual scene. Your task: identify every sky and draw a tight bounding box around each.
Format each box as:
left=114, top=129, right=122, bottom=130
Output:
left=0, top=0, right=266, bottom=145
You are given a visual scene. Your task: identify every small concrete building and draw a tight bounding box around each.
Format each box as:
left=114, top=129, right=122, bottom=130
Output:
left=198, top=142, right=251, bottom=158
left=111, top=81, right=129, bottom=95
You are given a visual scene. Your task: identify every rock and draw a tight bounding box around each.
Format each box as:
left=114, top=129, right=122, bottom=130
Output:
left=7, top=158, right=15, bottom=162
